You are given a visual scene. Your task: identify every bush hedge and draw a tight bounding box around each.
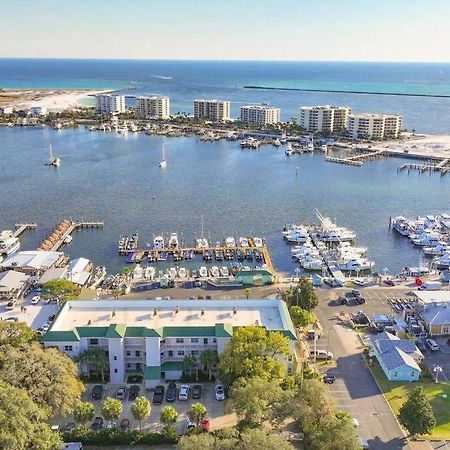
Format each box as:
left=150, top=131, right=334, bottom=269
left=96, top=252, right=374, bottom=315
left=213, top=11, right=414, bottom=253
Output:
left=63, top=428, right=177, bottom=446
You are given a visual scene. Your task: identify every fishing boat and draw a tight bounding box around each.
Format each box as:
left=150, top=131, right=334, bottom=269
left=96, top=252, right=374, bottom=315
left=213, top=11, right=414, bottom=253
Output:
left=199, top=266, right=208, bottom=277
left=210, top=266, right=220, bottom=277
left=168, top=232, right=179, bottom=249
left=253, top=237, right=263, bottom=247
left=220, top=266, right=229, bottom=277
left=239, top=237, right=249, bottom=247
left=285, top=142, right=293, bottom=156
left=46, top=144, right=61, bottom=167
left=159, top=144, right=167, bottom=168
left=153, top=235, right=165, bottom=249
left=225, top=236, right=236, bottom=248
left=168, top=267, right=177, bottom=279
left=178, top=267, right=187, bottom=278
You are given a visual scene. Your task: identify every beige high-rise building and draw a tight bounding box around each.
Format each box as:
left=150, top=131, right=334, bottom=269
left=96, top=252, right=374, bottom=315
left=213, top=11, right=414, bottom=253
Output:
left=299, top=105, right=351, bottom=133
left=95, top=94, right=126, bottom=114
left=136, top=96, right=170, bottom=119
left=194, top=99, right=231, bottom=122
left=240, top=105, right=281, bottom=125
left=347, top=113, right=403, bottom=139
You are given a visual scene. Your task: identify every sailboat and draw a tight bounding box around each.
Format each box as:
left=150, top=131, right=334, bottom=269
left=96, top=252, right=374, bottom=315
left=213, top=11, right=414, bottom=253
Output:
left=47, top=144, right=61, bottom=167
left=159, top=144, right=167, bottom=168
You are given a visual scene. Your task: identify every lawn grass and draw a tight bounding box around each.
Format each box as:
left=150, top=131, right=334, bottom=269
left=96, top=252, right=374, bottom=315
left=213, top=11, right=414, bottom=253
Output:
left=371, top=363, right=450, bottom=440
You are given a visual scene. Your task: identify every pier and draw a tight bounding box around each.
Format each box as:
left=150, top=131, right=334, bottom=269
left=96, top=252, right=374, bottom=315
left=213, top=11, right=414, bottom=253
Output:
left=397, top=158, right=450, bottom=175
left=39, top=219, right=103, bottom=251
left=325, top=149, right=386, bottom=167
left=13, top=222, right=37, bottom=237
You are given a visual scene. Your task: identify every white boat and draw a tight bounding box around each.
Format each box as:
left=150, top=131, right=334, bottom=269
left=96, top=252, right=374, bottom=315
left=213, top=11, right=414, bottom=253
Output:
left=240, top=137, right=260, bottom=149
left=199, top=266, right=208, bottom=277
left=196, top=238, right=209, bottom=249
left=159, top=144, right=167, bottom=168
left=335, top=241, right=367, bottom=256
left=253, top=237, right=263, bottom=247
left=168, top=267, right=177, bottom=279
left=168, top=232, right=179, bottom=248
left=153, top=235, right=165, bottom=250
left=220, top=266, right=229, bottom=277
left=117, top=122, right=128, bottom=134
left=423, top=242, right=448, bottom=256
left=301, top=257, right=325, bottom=270
left=210, top=266, right=220, bottom=277
left=47, top=144, right=61, bottom=167
left=321, top=144, right=328, bottom=152
left=439, top=214, right=450, bottom=229
left=178, top=267, right=187, bottom=278
left=0, top=231, right=20, bottom=255
left=338, top=257, right=374, bottom=272
left=411, top=232, right=440, bottom=247
left=129, top=122, right=139, bottom=132
left=239, top=237, right=249, bottom=247
left=285, top=228, right=309, bottom=243
left=133, top=265, right=143, bottom=280
left=285, top=142, right=293, bottom=156
left=145, top=266, right=156, bottom=280
left=432, top=253, right=450, bottom=269
left=392, top=216, right=410, bottom=236
left=225, top=236, right=236, bottom=248
left=64, top=235, right=73, bottom=244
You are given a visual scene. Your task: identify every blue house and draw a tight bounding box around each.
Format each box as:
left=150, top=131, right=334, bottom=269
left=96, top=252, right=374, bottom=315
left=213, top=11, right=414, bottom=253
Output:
left=369, top=332, right=423, bottom=381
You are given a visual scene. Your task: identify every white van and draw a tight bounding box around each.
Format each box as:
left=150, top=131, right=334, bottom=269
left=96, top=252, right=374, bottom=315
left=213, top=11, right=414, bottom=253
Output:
left=309, top=350, right=333, bottom=360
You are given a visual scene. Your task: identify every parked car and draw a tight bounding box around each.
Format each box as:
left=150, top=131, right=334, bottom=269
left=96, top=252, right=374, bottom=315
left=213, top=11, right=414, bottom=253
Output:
left=351, top=290, right=361, bottom=297
left=192, top=384, right=202, bottom=399
left=179, top=384, right=190, bottom=401
left=120, top=418, right=130, bottom=431
left=91, top=385, right=103, bottom=400
left=116, top=386, right=127, bottom=400
left=215, top=384, right=225, bottom=401
left=415, top=338, right=427, bottom=352
left=6, top=300, right=16, bottom=310
left=309, top=350, right=333, bottom=361
left=426, top=338, right=439, bottom=351
left=184, top=419, right=196, bottom=434
left=152, top=385, right=165, bottom=404
left=63, top=422, right=76, bottom=433
left=128, top=385, right=140, bottom=401
left=201, top=419, right=210, bottom=432
left=31, top=295, right=41, bottom=304
left=91, top=416, right=104, bottom=431
left=322, top=374, right=336, bottom=384
left=383, top=279, right=396, bottom=286
left=166, top=382, right=177, bottom=402
left=48, top=314, right=56, bottom=323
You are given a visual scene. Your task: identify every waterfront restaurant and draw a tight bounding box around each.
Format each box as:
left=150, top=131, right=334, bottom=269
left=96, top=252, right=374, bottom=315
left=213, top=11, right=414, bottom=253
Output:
left=43, top=299, right=297, bottom=387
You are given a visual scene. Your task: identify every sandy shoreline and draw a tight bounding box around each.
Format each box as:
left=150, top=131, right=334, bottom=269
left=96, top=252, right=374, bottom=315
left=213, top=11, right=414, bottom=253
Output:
left=0, top=88, right=112, bottom=111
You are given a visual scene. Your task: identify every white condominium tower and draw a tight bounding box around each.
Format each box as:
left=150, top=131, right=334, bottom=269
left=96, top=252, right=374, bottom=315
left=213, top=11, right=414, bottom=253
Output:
left=194, top=99, right=231, bottom=122
left=136, top=96, right=170, bottom=119
left=240, top=104, right=281, bottom=125
left=95, top=94, right=126, bottom=114
left=300, top=105, right=351, bottom=133
left=347, top=113, right=403, bottom=139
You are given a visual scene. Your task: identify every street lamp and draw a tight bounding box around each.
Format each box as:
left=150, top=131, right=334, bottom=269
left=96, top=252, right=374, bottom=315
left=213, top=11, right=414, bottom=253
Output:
left=433, top=365, right=443, bottom=383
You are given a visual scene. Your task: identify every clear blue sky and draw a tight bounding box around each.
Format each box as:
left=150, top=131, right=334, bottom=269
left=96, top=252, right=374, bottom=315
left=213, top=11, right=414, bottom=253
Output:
left=2, top=0, right=450, bottom=61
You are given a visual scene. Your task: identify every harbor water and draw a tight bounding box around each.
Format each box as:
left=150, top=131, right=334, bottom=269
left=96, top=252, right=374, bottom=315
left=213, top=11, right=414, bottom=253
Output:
left=1, top=125, right=449, bottom=275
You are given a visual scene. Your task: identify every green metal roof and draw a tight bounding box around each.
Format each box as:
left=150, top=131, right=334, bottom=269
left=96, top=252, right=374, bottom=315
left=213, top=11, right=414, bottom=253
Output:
left=144, top=328, right=163, bottom=337
left=161, top=361, right=184, bottom=371
left=42, top=330, right=80, bottom=342
left=144, top=365, right=161, bottom=380
left=280, top=301, right=297, bottom=340
left=235, top=269, right=274, bottom=276
left=76, top=327, right=108, bottom=338
left=124, top=327, right=145, bottom=338
left=215, top=323, right=233, bottom=337
left=163, top=326, right=216, bottom=337
left=106, top=324, right=127, bottom=338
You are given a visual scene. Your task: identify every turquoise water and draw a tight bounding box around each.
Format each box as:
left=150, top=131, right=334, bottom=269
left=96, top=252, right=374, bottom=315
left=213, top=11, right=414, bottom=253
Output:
left=0, top=126, right=448, bottom=275
left=1, top=59, right=450, bottom=132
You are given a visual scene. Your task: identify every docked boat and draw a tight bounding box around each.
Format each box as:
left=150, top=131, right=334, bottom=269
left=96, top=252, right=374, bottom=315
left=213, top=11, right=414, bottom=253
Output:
left=173, top=250, right=182, bottom=261
left=285, top=227, right=309, bottom=243
left=203, top=249, right=213, bottom=261
left=432, top=253, right=450, bottom=270
left=392, top=216, right=410, bottom=236
left=183, top=250, right=194, bottom=260
left=285, top=142, right=293, bottom=156
left=126, top=252, right=136, bottom=263
left=196, top=238, right=209, bottom=249
left=224, top=249, right=234, bottom=260
left=273, top=138, right=281, bottom=147
left=240, top=137, right=261, bottom=149
left=215, top=249, right=224, bottom=261
left=338, top=257, right=374, bottom=272
left=239, top=237, right=249, bottom=247
left=253, top=237, right=263, bottom=247
left=300, top=257, right=325, bottom=271
left=159, top=144, right=167, bottom=168
left=168, top=232, right=179, bottom=249
left=148, top=250, right=158, bottom=262
left=210, top=266, right=220, bottom=277
left=236, top=249, right=245, bottom=260
left=220, top=266, right=229, bottom=277
left=178, top=267, right=187, bottom=278
left=153, top=235, right=165, bottom=250
left=64, top=235, right=73, bottom=244
left=423, top=242, right=449, bottom=256
left=246, top=249, right=254, bottom=260
left=439, top=213, right=450, bottom=229
left=168, top=267, right=177, bottom=279
left=225, top=236, right=236, bottom=248
left=199, top=266, right=208, bottom=277
left=0, top=231, right=20, bottom=255
left=254, top=249, right=263, bottom=260
left=411, top=232, right=440, bottom=247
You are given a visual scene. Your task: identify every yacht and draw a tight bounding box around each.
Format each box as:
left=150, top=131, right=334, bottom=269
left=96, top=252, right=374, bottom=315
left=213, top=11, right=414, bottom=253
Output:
left=168, top=232, right=179, bottom=249
left=392, top=216, right=410, bottom=236
left=129, top=122, right=139, bottom=132
left=300, top=257, right=325, bottom=271
left=195, top=238, right=209, bottom=249
left=240, top=137, right=260, bottom=149
left=439, top=214, right=450, bottom=229
left=285, top=142, right=293, bottom=156
left=153, top=235, right=165, bottom=250
left=273, top=138, right=281, bottom=147
left=335, top=241, right=367, bottom=256
left=47, top=144, right=61, bottom=167
left=285, top=228, right=309, bottom=243
left=0, top=231, right=20, bottom=255
left=338, top=257, right=374, bottom=272
left=411, top=233, right=440, bottom=247
left=239, top=237, right=249, bottom=247
left=225, top=236, right=236, bottom=248
left=145, top=266, right=156, bottom=280
left=423, top=242, right=449, bottom=256
left=210, top=266, right=220, bottom=277
left=253, top=237, right=263, bottom=247
left=117, top=122, right=128, bottom=134
left=159, top=144, right=167, bottom=168
left=220, top=266, right=229, bottom=277
left=178, top=267, right=187, bottom=278
left=199, top=266, right=208, bottom=278
left=168, top=267, right=178, bottom=279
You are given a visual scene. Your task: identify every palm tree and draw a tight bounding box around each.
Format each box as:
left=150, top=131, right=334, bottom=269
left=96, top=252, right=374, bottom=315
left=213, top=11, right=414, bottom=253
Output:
left=200, top=349, right=218, bottom=380
left=77, top=347, right=109, bottom=382
left=182, top=355, right=196, bottom=378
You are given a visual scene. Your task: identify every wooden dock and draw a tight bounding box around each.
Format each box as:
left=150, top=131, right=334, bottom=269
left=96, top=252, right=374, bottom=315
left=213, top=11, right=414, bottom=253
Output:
left=325, top=149, right=386, bottom=167
left=397, top=158, right=450, bottom=175
left=13, top=222, right=37, bottom=238
left=39, top=219, right=103, bottom=251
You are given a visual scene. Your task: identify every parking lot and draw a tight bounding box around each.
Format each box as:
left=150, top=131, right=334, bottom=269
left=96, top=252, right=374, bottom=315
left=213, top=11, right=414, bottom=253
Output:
left=65, top=382, right=230, bottom=434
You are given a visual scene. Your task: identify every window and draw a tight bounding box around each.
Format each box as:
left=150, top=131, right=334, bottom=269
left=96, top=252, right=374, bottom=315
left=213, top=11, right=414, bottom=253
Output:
left=176, top=338, right=184, bottom=344
left=203, top=338, right=208, bottom=344
left=135, top=351, right=140, bottom=357
left=191, top=338, right=199, bottom=343
left=191, top=350, right=199, bottom=356
left=114, top=369, right=118, bottom=374
left=160, top=339, right=165, bottom=344
left=113, top=356, right=117, bottom=361
left=394, top=371, right=398, bottom=378
left=126, top=351, right=131, bottom=357
left=411, top=371, right=415, bottom=377
left=127, top=363, right=131, bottom=368
left=168, top=350, right=173, bottom=357
left=64, top=345, right=73, bottom=352
left=213, top=338, right=217, bottom=343
left=177, top=350, right=185, bottom=356
left=90, top=338, right=99, bottom=345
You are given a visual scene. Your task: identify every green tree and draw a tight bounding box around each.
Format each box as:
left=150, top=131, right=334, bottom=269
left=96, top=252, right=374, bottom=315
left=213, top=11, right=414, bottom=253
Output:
left=231, top=377, right=292, bottom=429
left=0, top=342, right=84, bottom=417
left=0, top=321, right=36, bottom=347
left=73, top=401, right=95, bottom=428
left=177, top=433, right=216, bottom=450
left=112, top=287, right=121, bottom=299
left=200, top=349, right=218, bottom=380
left=101, top=397, right=122, bottom=425
left=283, top=278, right=318, bottom=310
left=160, top=405, right=178, bottom=429
left=218, top=326, right=291, bottom=387
left=289, top=306, right=315, bottom=328
left=399, top=387, right=436, bottom=437
left=0, top=380, right=62, bottom=450
left=131, top=396, right=151, bottom=431
left=240, top=428, right=295, bottom=450
left=77, top=347, right=109, bottom=382
left=188, top=402, right=208, bottom=427
left=42, top=279, right=80, bottom=301
left=182, top=355, right=196, bottom=377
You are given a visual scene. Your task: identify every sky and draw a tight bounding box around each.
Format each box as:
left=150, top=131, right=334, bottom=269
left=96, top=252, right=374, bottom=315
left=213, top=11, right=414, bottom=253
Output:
left=2, top=0, right=450, bottom=62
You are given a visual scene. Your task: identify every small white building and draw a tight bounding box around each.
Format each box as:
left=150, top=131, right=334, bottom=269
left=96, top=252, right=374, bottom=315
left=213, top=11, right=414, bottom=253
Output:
left=240, top=105, right=281, bottom=125
left=95, top=94, right=126, bottom=114
left=136, top=96, right=170, bottom=119
left=194, top=99, right=231, bottom=122
left=65, top=257, right=93, bottom=287
left=0, top=270, right=30, bottom=299
left=0, top=251, right=65, bottom=276
left=30, top=106, right=47, bottom=117
left=0, top=106, right=14, bottom=114
left=43, top=299, right=297, bottom=386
